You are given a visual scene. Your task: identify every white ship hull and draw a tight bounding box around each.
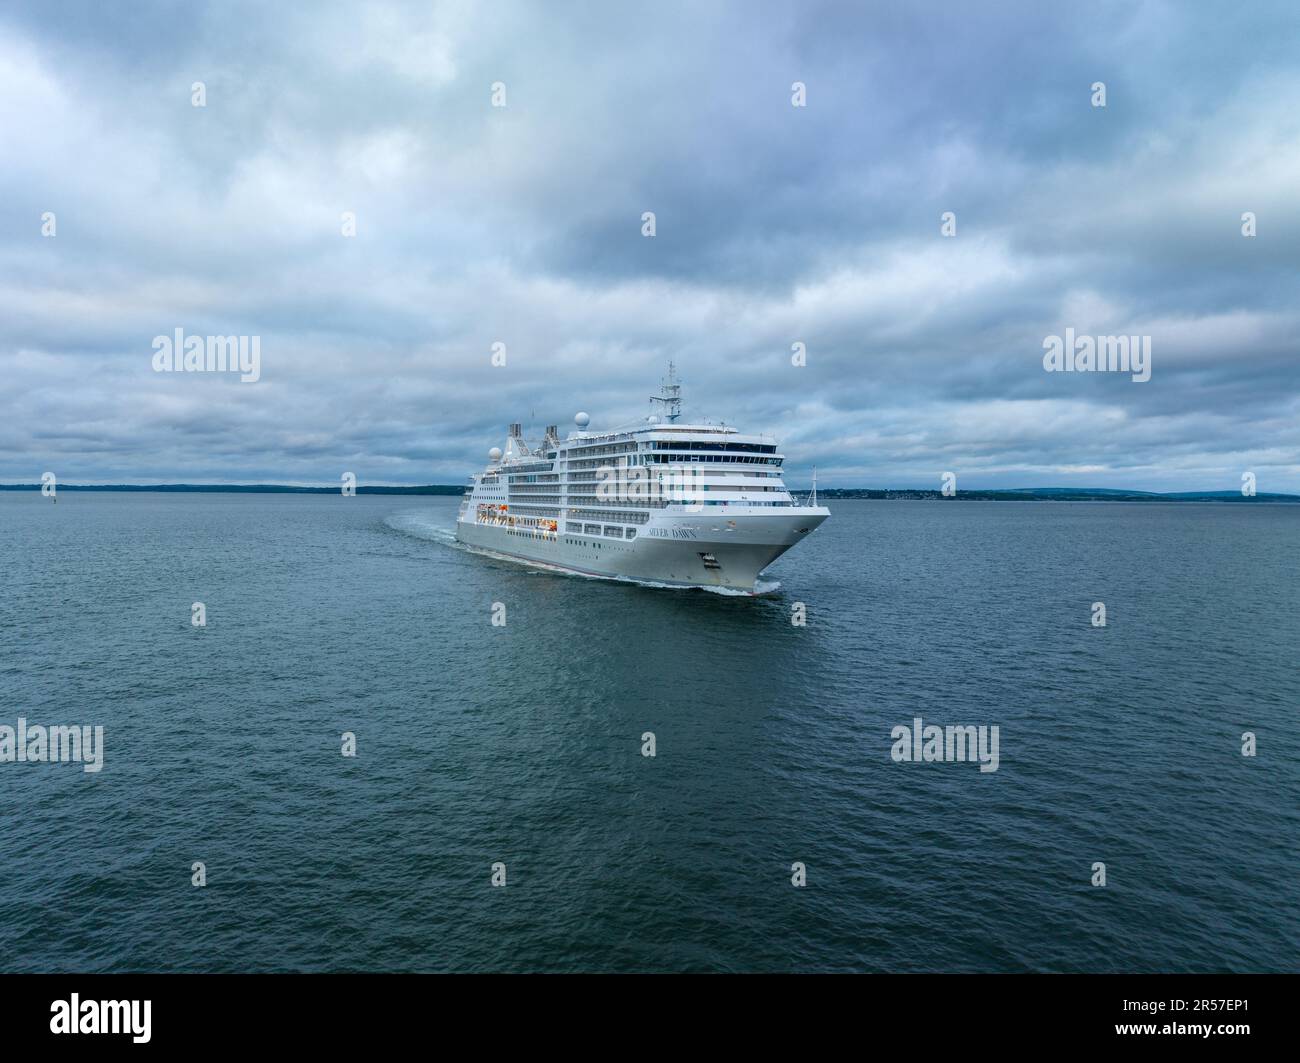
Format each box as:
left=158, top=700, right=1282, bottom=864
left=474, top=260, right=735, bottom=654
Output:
left=455, top=506, right=829, bottom=591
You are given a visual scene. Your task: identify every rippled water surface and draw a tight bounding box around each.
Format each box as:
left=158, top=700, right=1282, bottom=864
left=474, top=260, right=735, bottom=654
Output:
left=2, top=493, right=1296, bottom=971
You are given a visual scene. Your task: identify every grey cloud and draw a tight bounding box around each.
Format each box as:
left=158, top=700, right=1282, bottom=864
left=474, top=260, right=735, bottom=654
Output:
left=1, top=0, right=1298, bottom=491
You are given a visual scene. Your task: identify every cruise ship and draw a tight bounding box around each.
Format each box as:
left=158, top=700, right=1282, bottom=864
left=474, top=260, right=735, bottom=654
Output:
left=455, top=366, right=830, bottom=591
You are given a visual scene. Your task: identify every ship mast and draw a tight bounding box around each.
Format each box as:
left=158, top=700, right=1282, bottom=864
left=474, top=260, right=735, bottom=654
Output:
left=649, top=361, right=682, bottom=422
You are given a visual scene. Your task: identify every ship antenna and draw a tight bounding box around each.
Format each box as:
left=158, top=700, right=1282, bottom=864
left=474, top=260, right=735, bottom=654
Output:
left=810, top=466, right=818, bottom=507
left=649, top=361, right=682, bottom=423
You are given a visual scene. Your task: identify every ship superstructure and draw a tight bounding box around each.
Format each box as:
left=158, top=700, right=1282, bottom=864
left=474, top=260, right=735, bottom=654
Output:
left=454, top=366, right=830, bottom=591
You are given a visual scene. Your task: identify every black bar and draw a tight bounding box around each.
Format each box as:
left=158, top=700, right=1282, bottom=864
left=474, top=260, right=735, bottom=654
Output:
left=0, top=973, right=1287, bottom=1049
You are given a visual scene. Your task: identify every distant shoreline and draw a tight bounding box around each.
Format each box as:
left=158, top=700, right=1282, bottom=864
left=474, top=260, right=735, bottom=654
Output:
left=2, top=484, right=1297, bottom=503
left=0, top=483, right=464, bottom=496
left=817, top=488, right=1300, bottom=503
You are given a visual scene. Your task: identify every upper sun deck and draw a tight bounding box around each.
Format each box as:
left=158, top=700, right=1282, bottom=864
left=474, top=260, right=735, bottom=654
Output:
left=563, top=423, right=777, bottom=449
left=477, top=366, right=784, bottom=472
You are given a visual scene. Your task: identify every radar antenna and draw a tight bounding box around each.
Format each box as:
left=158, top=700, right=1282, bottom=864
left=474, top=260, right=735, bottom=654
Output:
left=649, top=361, right=682, bottom=423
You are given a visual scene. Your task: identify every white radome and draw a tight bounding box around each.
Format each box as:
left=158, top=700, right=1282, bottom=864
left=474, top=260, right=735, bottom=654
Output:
left=574, top=412, right=590, bottom=427
left=488, top=447, right=502, bottom=461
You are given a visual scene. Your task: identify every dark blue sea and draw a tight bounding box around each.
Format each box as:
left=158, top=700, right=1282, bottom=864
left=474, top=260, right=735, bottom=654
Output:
left=2, top=493, right=1296, bottom=972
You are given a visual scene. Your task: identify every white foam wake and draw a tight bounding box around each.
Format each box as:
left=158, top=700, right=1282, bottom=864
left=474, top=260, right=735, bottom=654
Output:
left=384, top=510, right=459, bottom=545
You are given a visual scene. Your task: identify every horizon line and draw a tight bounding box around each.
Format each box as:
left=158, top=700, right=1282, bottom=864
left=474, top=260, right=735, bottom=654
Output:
left=2, top=483, right=1297, bottom=502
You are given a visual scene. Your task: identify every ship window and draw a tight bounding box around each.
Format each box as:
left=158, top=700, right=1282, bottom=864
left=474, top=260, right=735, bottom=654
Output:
left=625, top=528, right=636, bottom=539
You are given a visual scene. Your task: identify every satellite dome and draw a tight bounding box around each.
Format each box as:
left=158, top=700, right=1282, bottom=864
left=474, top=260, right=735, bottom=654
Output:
left=647, top=414, right=660, bottom=424
left=574, top=411, right=590, bottom=427
left=488, top=446, right=502, bottom=461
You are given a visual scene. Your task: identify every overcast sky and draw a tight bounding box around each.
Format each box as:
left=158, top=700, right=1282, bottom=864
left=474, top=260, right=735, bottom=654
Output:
left=2, top=1, right=1298, bottom=489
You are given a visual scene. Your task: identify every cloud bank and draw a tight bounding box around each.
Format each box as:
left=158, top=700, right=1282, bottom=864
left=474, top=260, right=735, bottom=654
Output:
left=2, top=0, right=1298, bottom=489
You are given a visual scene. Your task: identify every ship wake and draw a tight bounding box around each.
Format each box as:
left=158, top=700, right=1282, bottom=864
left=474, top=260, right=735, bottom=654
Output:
left=384, top=510, right=461, bottom=547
